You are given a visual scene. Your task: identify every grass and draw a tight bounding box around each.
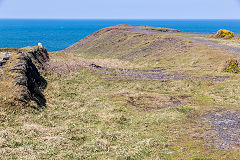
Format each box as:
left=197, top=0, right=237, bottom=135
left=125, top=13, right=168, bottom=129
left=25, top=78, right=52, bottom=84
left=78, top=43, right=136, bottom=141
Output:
left=180, top=34, right=240, bottom=49
left=0, top=53, right=24, bottom=106
left=1, top=67, right=239, bottom=159
left=137, top=26, right=181, bottom=32
left=1, top=26, right=240, bottom=159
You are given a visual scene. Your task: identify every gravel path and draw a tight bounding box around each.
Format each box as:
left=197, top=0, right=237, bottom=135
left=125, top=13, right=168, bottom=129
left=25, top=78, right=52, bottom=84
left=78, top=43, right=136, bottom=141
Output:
left=128, top=28, right=210, bottom=36
left=204, top=112, right=240, bottom=149
left=128, top=28, right=240, bottom=149
left=181, top=36, right=240, bottom=55
left=129, top=28, right=240, bottom=55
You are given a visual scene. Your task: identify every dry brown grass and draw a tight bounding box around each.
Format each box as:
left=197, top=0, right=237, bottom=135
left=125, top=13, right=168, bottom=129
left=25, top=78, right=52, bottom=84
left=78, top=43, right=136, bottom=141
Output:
left=182, top=34, right=240, bottom=49
left=1, top=25, right=240, bottom=159
left=47, top=52, right=136, bottom=74
left=63, top=26, right=191, bottom=66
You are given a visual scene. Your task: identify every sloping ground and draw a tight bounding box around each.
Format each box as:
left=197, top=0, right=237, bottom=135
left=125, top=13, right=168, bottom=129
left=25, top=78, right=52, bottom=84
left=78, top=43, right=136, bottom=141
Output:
left=180, top=36, right=240, bottom=56
left=128, top=26, right=240, bottom=56
left=0, top=46, right=49, bottom=107
left=64, top=25, right=191, bottom=66
left=59, top=25, right=240, bottom=158
left=1, top=25, right=240, bottom=159
left=64, top=25, right=238, bottom=71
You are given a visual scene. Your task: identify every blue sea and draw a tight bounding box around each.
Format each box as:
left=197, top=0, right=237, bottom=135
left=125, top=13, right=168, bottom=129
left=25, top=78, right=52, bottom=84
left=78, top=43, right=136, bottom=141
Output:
left=0, top=19, right=240, bottom=52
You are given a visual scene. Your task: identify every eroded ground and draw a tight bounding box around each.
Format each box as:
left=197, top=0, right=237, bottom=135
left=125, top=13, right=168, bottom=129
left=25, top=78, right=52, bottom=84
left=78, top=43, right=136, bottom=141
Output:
left=204, top=111, right=240, bottom=150
left=1, top=25, right=240, bottom=159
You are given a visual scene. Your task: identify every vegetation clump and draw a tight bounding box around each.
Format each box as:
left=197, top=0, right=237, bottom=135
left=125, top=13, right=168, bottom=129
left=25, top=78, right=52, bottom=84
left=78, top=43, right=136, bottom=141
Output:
left=215, top=29, right=234, bottom=39
left=223, top=59, right=240, bottom=73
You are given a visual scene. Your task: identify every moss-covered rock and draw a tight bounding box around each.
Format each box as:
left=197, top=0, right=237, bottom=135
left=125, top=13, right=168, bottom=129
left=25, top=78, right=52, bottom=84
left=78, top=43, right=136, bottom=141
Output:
left=223, top=59, right=240, bottom=73
left=216, top=29, right=234, bottom=39
left=0, top=46, right=49, bottom=107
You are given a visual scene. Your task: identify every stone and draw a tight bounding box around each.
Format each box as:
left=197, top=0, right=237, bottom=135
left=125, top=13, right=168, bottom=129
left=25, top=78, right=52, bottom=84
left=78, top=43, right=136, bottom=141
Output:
left=1, top=46, right=49, bottom=107
left=38, top=43, right=43, bottom=47
left=0, top=60, right=7, bottom=66
left=89, top=63, right=102, bottom=68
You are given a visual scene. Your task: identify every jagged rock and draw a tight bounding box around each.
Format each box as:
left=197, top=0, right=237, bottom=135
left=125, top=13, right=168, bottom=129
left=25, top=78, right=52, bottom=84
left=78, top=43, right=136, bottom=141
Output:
left=15, top=75, right=28, bottom=86
left=3, top=53, right=10, bottom=60
left=0, top=60, right=7, bottom=66
left=0, top=46, right=49, bottom=107
left=89, top=63, right=102, bottom=68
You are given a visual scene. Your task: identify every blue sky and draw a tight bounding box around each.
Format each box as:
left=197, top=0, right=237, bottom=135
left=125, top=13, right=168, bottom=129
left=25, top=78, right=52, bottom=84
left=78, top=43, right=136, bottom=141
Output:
left=0, top=0, right=240, bottom=19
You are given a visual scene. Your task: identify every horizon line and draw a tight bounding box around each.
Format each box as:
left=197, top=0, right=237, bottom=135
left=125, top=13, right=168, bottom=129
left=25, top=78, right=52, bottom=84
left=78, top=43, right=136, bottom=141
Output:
left=0, top=18, right=240, bottom=20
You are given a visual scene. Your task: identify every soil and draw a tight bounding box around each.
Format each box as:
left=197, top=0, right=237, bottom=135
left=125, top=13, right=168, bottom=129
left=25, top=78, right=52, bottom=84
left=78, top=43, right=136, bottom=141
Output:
left=181, top=36, right=240, bottom=55
left=204, top=111, right=240, bottom=149
left=129, top=28, right=240, bottom=55
left=93, top=67, right=229, bottom=82
left=126, top=95, right=183, bottom=111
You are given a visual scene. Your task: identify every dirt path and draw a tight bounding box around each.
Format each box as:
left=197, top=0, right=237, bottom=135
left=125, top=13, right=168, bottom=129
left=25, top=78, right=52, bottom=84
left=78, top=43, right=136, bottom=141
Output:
left=180, top=36, right=240, bottom=55
left=128, top=28, right=240, bottom=150
left=129, top=28, right=240, bottom=55
left=204, top=111, right=240, bottom=149
left=92, top=66, right=229, bottom=82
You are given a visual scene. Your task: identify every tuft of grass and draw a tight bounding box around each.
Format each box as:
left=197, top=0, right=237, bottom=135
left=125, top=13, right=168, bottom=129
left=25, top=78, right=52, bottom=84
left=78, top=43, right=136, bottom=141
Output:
left=2, top=26, right=240, bottom=159
left=192, top=158, right=215, bottom=160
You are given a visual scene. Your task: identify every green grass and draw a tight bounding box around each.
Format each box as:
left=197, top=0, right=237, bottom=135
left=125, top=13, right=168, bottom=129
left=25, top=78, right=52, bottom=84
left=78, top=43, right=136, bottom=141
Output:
left=180, top=34, right=240, bottom=49
left=1, top=65, right=240, bottom=159
left=1, top=26, right=240, bottom=159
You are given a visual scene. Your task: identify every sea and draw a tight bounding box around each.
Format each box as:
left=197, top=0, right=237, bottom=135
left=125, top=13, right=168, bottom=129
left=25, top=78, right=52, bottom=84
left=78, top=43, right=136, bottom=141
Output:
left=0, top=19, right=240, bottom=52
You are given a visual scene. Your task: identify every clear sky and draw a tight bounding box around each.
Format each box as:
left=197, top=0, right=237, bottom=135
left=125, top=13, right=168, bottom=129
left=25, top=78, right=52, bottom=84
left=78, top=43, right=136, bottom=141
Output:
left=0, top=0, right=240, bottom=19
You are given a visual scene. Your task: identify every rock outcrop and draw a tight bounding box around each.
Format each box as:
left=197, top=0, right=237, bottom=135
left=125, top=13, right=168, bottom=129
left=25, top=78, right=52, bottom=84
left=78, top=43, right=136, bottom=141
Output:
left=0, top=46, right=49, bottom=107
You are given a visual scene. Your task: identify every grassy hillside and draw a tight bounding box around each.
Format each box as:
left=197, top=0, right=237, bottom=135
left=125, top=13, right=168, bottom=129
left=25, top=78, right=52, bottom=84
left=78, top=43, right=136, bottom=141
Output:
left=65, top=25, right=189, bottom=67
left=64, top=25, right=237, bottom=73
left=1, top=25, right=240, bottom=159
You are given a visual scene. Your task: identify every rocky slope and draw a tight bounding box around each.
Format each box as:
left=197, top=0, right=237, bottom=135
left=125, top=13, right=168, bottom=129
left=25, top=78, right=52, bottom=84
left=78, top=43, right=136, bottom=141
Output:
left=0, top=46, right=49, bottom=107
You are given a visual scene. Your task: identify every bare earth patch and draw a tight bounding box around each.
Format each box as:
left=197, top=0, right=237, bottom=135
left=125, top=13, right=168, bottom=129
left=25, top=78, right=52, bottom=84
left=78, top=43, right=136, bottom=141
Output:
left=204, top=111, right=240, bottom=149
left=93, top=67, right=230, bottom=82
left=126, top=95, right=183, bottom=111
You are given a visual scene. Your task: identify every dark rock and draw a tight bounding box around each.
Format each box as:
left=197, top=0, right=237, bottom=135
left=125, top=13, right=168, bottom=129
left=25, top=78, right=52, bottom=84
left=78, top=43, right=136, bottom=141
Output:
left=2, top=46, right=49, bottom=107
left=0, top=61, right=4, bottom=66
left=0, top=60, right=7, bottom=66
left=15, top=48, right=48, bottom=107
left=3, top=53, right=10, bottom=60
left=15, top=76, right=28, bottom=86
left=90, top=63, right=102, bottom=68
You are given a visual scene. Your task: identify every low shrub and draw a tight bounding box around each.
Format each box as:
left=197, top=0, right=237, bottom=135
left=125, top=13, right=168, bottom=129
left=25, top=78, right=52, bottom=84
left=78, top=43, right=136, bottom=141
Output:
left=223, top=59, right=240, bottom=73
left=215, top=29, right=234, bottom=39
